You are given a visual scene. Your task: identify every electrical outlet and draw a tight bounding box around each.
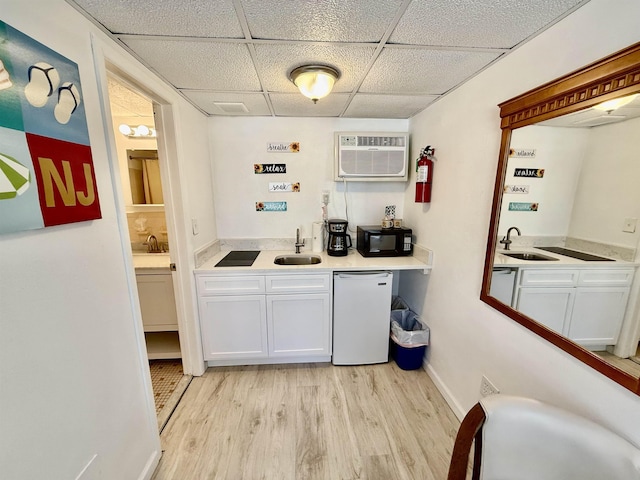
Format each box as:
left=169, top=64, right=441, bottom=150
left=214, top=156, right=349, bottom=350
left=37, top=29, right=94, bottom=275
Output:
left=322, top=191, right=330, bottom=205
left=623, top=218, right=637, bottom=233
left=480, top=375, right=500, bottom=397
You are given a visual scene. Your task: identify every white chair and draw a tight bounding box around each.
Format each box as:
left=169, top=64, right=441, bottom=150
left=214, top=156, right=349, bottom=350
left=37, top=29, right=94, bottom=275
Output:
left=447, top=395, right=640, bottom=480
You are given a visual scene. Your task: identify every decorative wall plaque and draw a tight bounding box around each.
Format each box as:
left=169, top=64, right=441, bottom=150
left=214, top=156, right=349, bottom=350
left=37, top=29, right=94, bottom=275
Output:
left=269, top=182, right=300, bottom=192
left=254, top=163, right=286, bottom=174
left=256, top=201, right=287, bottom=212
left=514, top=168, right=544, bottom=178
left=509, top=202, right=539, bottom=211
left=267, top=142, right=300, bottom=153
left=504, top=185, right=530, bottom=194
left=509, top=148, right=536, bottom=158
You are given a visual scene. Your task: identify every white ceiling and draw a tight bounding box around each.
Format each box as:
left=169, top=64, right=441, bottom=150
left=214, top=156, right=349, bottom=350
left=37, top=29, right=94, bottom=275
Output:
left=67, top=0, right=589, bottom=118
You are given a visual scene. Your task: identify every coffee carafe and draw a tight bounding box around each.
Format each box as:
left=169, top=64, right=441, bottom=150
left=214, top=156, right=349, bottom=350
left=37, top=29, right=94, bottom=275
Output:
left=327, top=219, right=352, bottom=256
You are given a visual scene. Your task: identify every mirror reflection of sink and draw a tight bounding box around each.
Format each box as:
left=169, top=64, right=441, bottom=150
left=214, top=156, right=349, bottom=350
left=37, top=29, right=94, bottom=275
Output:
left=274, top=254, right=322, bottom=265
left=502, top=252, right=559, bottom=261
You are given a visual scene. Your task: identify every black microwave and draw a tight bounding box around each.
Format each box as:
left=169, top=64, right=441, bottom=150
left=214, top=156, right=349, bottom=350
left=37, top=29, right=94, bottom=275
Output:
left=356, top=226, right=413, bottom=257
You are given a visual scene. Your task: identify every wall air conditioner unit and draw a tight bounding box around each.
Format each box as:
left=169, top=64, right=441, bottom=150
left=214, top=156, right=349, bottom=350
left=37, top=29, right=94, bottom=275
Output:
left=334, top=132, right=409, bottom=182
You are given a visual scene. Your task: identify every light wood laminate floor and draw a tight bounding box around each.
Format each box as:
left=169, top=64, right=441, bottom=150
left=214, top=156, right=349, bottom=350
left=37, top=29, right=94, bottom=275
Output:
left=152, top=362, right=460, bottom=480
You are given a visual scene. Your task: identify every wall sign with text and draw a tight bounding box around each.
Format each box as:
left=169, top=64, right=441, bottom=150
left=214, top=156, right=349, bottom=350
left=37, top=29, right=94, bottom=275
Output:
left=0, top=20, right=101, bottom=234
left=504, top=185, right=530, bottom=194
left=267, top=142, right=299, bottom=153
left=514, top=168, right=544, bottom=178
left=509, top=202, right=539, bottom=211
left=256, top=201, right=287, bottom=212
left=269, top=182, right=300, bottom=192
left=254, top=163, right=286, bottom=174
left=509, top=148, right=536, bottom=158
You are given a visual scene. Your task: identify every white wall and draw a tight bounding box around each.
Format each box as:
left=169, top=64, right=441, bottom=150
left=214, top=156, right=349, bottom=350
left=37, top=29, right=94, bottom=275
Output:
left=209, top=117, right=408, bottom=242
left=402, top=0, right=640, bottom=442
left=569, top=116, right=640, bottom=249
left=498, top=126, right=588, bottom=237
left=0, top=1, right=216, bottom=478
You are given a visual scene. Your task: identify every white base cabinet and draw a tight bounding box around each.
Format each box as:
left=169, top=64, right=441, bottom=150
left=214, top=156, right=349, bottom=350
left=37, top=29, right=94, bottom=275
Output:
left=514, top=267, right=634, bottom=347
left=197, top=273, right=332, bottom=365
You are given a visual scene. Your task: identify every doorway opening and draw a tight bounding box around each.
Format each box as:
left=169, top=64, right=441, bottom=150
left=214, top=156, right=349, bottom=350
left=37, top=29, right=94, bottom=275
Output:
left=106, top=73, right=191, bottom=428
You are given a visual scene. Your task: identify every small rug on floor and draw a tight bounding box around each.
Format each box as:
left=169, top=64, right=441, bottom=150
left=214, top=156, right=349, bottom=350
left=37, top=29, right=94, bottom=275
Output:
left=149, top=359, right=185, bottom=415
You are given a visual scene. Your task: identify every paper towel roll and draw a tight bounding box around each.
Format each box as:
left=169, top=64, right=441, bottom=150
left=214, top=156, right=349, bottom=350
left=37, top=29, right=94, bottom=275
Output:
left=312, top=221, right=324, bottom=252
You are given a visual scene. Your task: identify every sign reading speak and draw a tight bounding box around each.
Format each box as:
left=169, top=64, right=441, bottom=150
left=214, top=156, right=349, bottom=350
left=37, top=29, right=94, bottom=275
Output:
left=504, top=185, right=530, bottom=194
left=256, top=201, right=287, bottom=212
left=509, top=202, right=539, bottom=211
left=514, top=168, right=544, bottom=178
left=267, top=142, right=300, bottom=153
left=254, top=163, right=286, bottom=174
left=509, top=148, right=536, bottom=158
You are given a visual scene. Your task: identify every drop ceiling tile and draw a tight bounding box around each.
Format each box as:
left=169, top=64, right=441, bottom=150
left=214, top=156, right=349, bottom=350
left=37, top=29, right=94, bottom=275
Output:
left=121, top=39, right=261, bottom=91
left=71, top=0, right=243, bottom=37
left=389, top=0, right=583, bottom=49
left=344, top=94, right=439, bottom=119
left=270, top=93, right=350, bottom=117
left=181, top=91, right=272, bottom=116
left=360, top=48, right=502, bottom=95
left=107, top=77, right=154, bottom=117
left=241, top=0, right=404, bottom=42
left=253, top=44, right=376, bottom=93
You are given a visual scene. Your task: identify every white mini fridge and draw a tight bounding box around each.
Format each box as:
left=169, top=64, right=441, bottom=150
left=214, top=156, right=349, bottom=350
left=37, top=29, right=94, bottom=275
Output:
left=332, top=271, right=393, bottom=365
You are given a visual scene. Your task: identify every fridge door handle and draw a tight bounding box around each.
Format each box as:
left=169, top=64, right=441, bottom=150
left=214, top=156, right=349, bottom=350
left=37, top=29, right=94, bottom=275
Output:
left=335, top=271, right=391, bottom=279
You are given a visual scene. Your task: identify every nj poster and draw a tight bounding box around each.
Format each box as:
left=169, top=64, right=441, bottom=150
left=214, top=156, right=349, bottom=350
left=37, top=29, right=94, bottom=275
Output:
left=0, top=20, right=101, bottom=234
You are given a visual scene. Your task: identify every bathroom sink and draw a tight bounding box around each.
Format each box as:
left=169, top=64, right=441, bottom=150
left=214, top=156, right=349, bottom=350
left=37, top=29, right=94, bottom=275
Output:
left=274, top=254, right=322, bottom=265
left=502, top=252, right=558, bottom=261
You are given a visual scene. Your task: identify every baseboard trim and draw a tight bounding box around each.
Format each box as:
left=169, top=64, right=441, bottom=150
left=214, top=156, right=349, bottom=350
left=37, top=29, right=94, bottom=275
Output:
left=424, top=363, right=466, bottom=421
left=138, top=449, right=161, bottom=480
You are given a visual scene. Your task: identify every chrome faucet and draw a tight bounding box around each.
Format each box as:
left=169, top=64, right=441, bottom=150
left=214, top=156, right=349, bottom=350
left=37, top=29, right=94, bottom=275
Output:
left=499, top=226, right=521, bottom=250
left=144, top=234, right=163, bottom=253
left=294, top=228, right=305, bottom=254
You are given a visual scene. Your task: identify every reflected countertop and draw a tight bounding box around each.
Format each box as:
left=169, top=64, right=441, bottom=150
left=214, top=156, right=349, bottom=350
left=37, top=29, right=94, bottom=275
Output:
left=196, top=249, right=430, bottom=274
left=493, top=247, right=638, bottom=268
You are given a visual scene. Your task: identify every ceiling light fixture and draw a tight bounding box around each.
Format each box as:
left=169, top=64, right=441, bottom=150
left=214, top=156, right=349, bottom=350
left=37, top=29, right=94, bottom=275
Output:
left=118, top=123, right=156, bottom=138
left=289, top=65, right=340, bottom=104
left=593, top=93, right=638, bottom=113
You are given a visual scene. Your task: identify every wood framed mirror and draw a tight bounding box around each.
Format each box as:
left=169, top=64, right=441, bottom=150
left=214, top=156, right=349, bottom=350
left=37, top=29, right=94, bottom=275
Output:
left=481, top=42, right=640, bottom=396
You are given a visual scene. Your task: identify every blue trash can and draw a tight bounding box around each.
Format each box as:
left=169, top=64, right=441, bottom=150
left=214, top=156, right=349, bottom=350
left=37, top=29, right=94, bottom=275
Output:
left=390, top=309, right=429, bottom=371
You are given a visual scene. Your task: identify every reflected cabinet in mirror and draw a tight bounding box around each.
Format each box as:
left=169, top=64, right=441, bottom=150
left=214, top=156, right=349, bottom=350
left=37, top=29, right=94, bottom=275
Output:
left=481, top=42, right=640, bottom=395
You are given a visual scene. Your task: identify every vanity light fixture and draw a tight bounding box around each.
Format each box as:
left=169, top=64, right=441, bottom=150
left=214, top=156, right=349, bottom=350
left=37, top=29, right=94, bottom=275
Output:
left=593, top=93, right=638, bottom=113
left=118, top=123, right=157, bottom=138
left=289, top=65, right=340, bottom=104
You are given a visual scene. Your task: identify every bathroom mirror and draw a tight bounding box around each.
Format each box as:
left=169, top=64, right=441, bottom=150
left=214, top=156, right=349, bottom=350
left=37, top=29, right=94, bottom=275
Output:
left=127, top=149, right=164, bottom=205
left=481, top=42, right=640, bottom=395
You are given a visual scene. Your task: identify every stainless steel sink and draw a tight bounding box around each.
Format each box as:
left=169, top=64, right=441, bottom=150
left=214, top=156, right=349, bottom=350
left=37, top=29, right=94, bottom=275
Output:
left=274, top=254, right=322, bottom=265
left=502, top=252, right=558, bottom=261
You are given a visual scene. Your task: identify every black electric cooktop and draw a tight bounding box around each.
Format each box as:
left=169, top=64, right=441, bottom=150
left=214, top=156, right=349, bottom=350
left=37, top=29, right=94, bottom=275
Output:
left=215, top=250, right=260, bottom=267
left=536, top=246, right=614, bottom=262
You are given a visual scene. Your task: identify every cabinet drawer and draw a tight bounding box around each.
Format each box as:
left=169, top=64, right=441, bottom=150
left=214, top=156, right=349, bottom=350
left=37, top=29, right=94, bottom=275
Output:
left=519, top=269, right=578, bottom=287
left=266, top=274, right=331, bottom=294
left=577, top=268, right=634, bottom=287
left=197, top=275, right=265, bottom=295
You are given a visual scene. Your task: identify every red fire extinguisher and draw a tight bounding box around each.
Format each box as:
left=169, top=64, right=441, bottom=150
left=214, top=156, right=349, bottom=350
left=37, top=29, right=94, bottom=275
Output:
left=415, top=146, right=434, bottom=203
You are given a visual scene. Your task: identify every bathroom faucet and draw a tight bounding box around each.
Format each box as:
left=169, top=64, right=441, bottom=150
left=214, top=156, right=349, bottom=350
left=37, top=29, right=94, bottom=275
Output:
left=499, top=226, right=521, bottom=250
left=144, top=234, right=163, bottom=253
left=294, top=228, right=305, bottom=254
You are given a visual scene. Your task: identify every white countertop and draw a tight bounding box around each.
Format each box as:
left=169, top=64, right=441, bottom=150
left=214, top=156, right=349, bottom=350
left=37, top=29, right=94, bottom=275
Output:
left=196, top=249, right=430, bottom=274
left=493, top=246, right=637, bottom=268
left=132, top=252, right=171, bottom=270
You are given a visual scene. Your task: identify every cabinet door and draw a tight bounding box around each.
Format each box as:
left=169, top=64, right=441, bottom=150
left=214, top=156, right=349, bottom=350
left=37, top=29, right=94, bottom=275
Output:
left=267, top=293, right=331, bottom=357
left=567, top=287, right=630, bottom=346
left=198, top=295, right=268, bottom=360
left=136, top=273, right=178, bottom=332
left=516, top=287, right=575, bottom=335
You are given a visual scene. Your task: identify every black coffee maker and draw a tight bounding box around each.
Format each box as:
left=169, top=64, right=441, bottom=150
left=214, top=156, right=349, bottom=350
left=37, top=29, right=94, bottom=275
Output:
left=327, top=219, right=352, bottom=256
